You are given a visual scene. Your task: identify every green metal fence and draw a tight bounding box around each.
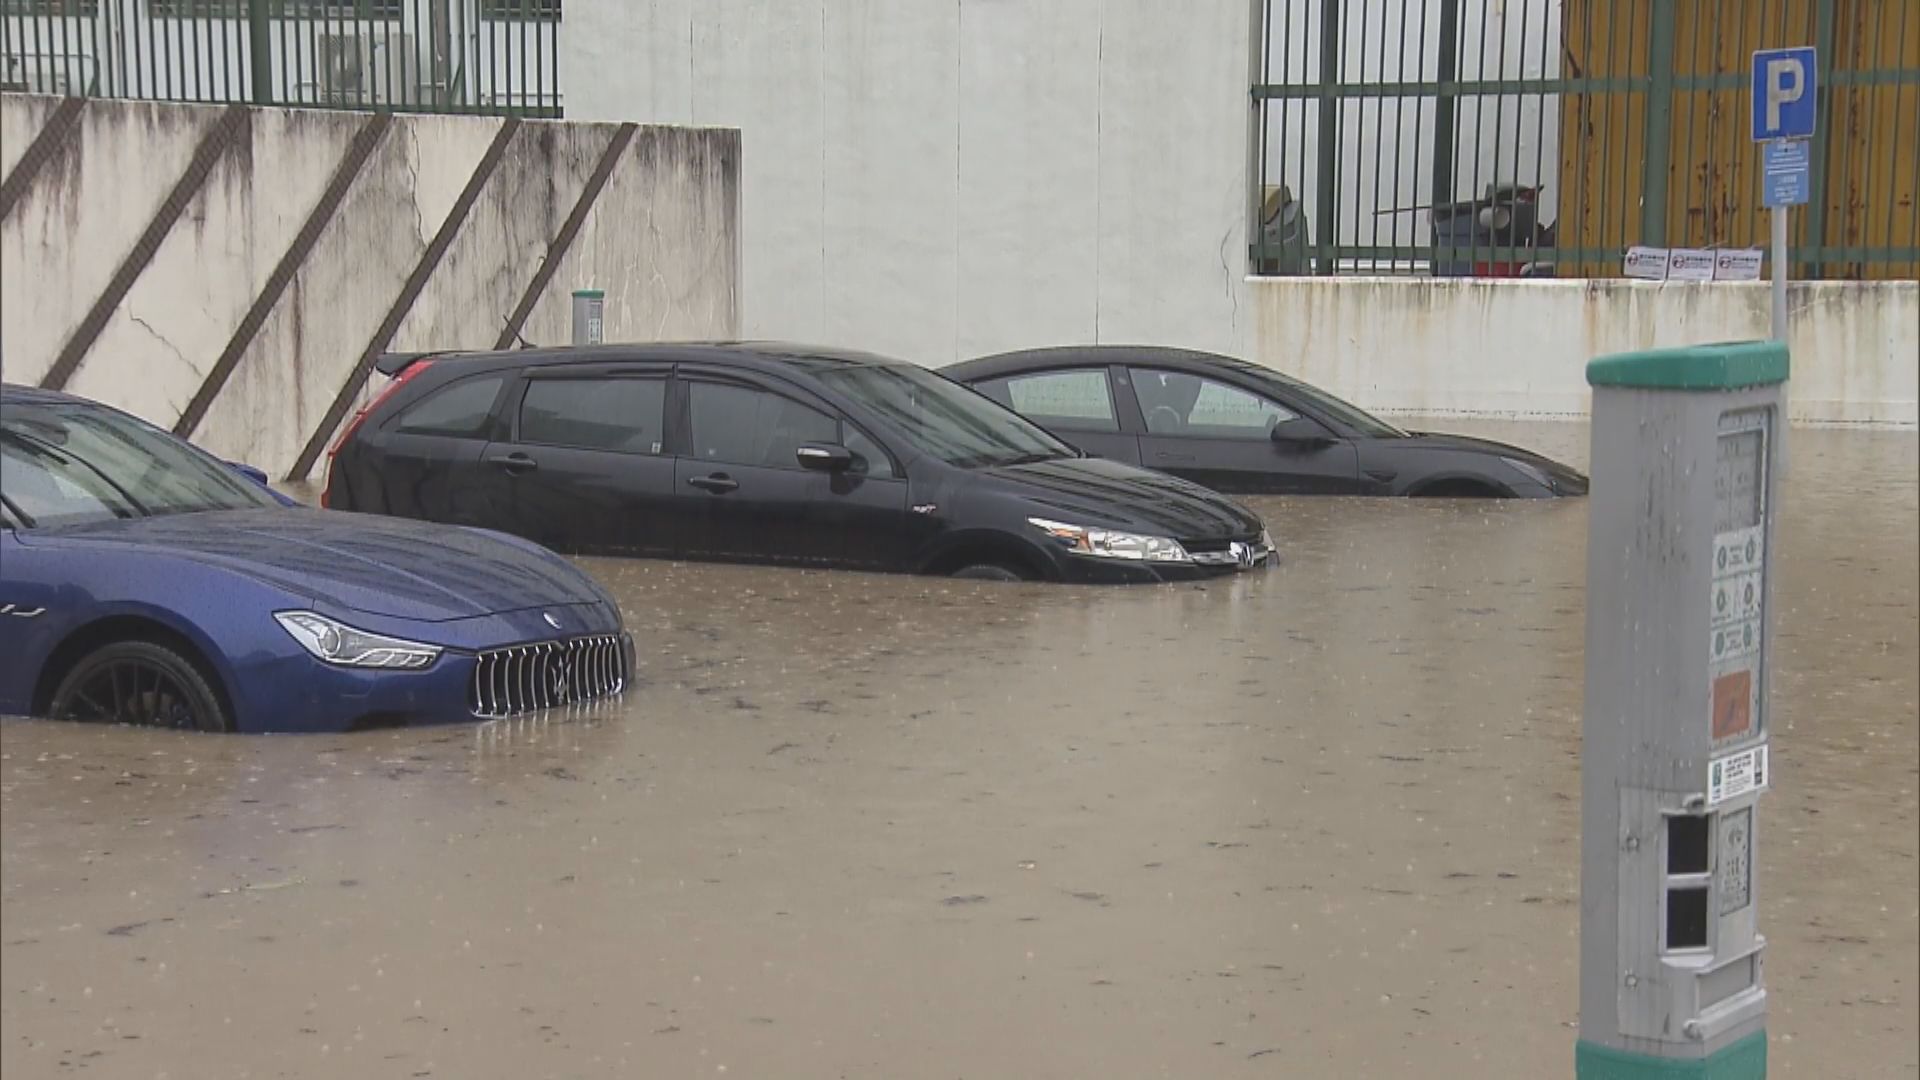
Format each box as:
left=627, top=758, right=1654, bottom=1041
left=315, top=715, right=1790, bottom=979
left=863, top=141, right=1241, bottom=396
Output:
left=1, top=0, right=561, bottom=117
left=1251, top=0, right=1920, bottom=280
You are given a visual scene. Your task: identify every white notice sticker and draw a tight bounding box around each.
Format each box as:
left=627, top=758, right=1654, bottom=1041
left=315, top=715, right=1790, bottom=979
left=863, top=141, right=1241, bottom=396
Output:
left=1667, top=248, right=1716, bottom=281
left=1714, top=249, right=1764, bottom=281
left=1624, top=246, right=1671, bottom=280
left=1707, top=744, right=1770, bottom=808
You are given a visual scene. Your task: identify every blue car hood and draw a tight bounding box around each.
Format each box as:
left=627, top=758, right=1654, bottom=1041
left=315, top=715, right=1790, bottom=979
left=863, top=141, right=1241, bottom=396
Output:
left=17, top=509, right=603, bottom=622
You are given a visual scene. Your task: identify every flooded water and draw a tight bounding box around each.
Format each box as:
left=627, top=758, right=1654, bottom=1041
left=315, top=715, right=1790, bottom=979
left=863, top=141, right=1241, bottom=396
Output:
left=3, top=422, right=1914, bottom=1079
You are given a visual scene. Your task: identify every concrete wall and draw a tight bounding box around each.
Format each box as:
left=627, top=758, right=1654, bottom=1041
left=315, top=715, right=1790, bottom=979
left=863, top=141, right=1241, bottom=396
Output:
left=561, top=0, right=1252, bottom=365
left=1248, top=278, right=1919, bottom=426
left=0, top=93, right=740, bottom=477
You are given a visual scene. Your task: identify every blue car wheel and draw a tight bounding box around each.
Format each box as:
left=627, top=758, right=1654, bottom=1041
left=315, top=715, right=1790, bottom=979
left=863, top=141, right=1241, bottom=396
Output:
left=48, top=640, right=232, bottom=733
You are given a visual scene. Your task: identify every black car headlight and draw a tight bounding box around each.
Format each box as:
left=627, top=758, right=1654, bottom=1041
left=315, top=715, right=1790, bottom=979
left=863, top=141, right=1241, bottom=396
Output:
left=274, top=611, right=442, bottom=669
left=1028, top=517, right=1193, bottom=563
left=1501, top=456, right=1556, bottom=490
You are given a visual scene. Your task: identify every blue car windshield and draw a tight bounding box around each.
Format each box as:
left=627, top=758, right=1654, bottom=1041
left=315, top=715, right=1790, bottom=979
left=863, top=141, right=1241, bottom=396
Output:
left=813, top=363, right=1075, bottom=469
left=0, top=401, right=278, bottom=529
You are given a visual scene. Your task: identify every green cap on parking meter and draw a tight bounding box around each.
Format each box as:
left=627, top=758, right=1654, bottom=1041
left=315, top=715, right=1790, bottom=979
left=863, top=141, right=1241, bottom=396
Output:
left=1586, top=341, right=1789, bottom=391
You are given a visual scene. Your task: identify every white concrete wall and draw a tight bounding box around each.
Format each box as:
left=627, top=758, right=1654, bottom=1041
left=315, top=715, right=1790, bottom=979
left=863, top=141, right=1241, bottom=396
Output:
left=1247, top=278, right=1920, bottom=426
left=562, top=0, right=1252, bottom=365
left=0, top=94, right=740, bottom=476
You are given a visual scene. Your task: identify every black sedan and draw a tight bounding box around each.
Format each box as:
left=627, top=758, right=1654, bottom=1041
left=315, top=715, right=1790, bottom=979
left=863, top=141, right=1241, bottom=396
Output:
left=323, top=343, right=1273, bottom=584
left=943, top=346, right=1587, bottom=498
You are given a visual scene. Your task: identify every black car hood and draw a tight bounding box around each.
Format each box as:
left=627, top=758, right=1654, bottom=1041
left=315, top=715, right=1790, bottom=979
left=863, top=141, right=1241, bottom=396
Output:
left=19, top=509, right=605, bottom=622
left=1397, top=431, right=1589, bottom=488
left=972, top=456, right=1265, bottom=541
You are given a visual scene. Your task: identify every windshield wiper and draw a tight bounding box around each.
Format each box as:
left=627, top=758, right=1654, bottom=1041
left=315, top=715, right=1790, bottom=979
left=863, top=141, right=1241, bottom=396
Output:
left=996, top=451, right=1068, bottom=467
left=0, top=492, right=36, bottom=529
left=0, top=429, right=149, bottom=518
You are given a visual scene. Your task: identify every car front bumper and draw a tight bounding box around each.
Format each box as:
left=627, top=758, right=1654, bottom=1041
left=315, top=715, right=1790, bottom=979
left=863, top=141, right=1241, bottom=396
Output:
left=230, top=627, right=636, bottom=733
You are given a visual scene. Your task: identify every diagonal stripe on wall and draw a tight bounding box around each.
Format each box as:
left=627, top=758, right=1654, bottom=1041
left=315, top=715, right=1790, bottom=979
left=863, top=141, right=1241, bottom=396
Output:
left=494, top=122, right=642, bottom=351
left=287, top=117, right=525, bottom=482
left=0, top=96, right=86, bottom=224
left=174, top=112, right=396, bottom=440
left=39, top=105, right=252, bottom=392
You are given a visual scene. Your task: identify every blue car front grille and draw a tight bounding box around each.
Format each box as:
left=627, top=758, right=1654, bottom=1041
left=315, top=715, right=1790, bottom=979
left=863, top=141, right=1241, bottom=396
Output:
left=470, top=633, right=630, bottom=719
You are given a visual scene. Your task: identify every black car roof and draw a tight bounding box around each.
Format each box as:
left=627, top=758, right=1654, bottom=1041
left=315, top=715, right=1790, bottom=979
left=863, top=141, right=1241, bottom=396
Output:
left=408, top=341, right=913, bottom=377
left=942, top=345, right=1263, bottom=382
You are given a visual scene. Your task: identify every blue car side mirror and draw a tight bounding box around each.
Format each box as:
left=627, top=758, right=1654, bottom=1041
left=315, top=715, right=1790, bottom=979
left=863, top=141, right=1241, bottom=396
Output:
left=226, top=460, right=303, bottom=508
left=227, top=461, right=271, bottom=485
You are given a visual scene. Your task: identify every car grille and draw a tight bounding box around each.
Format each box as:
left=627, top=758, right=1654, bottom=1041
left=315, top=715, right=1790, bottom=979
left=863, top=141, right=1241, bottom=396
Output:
left=470, top=634, right=631, bottom=719
left=1185, top=536, right=1272, bottom=569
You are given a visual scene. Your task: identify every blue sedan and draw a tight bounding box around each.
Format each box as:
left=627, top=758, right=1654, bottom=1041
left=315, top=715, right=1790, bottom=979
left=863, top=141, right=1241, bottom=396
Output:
left=0, top=385, right=634, bottom=733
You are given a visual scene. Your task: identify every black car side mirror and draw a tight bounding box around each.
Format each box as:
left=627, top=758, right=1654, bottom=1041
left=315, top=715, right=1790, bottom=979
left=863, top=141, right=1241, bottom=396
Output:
left=795, top=442, right=856, bottom=472
left=1269, top=417, right=1335, bottom=448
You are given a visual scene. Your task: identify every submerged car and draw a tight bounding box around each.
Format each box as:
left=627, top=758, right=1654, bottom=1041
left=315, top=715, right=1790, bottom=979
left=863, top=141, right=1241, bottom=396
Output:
left=944, top=346, right=1588, bottom=498
left=0, top=386, right=633, bottom=733
left=322, top=342, right=1273, bottom=583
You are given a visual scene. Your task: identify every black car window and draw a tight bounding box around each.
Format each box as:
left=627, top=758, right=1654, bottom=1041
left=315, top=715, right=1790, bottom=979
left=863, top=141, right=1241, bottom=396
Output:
left=519, top=377, right=665, bottom=454
left=978, top=370, right=1119, bottom=432
left=394, top=375, right=505, bottom=438
left=1130, top=368, right=1297, bottom=439
left=688, top=382, right=840, bottom=471
left=811, top=364, right=1074, bottom=469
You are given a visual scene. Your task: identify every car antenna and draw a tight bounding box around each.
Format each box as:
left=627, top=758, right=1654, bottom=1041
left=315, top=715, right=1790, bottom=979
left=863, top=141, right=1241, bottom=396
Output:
left=500, top=315, right=537, bottom=350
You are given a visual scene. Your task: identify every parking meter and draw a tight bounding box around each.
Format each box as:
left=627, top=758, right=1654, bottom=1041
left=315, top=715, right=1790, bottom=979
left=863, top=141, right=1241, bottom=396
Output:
left=572, top=288, right=605, bottom=346
left=1577, top=342, right=1786, bottom=1079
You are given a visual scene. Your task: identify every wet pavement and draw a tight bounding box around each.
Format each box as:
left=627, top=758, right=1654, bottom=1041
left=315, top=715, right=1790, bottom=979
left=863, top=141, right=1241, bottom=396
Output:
left=3, top=421, right=1914, bottom=1079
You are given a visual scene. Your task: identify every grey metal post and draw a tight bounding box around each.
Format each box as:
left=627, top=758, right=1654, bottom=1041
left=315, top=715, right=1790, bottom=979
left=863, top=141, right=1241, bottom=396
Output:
left=1577, top=342, right=1788, bottom=1080
left=571, top=289, right=604, bottom=346
left=1770, top=208, right=1788, bottom=342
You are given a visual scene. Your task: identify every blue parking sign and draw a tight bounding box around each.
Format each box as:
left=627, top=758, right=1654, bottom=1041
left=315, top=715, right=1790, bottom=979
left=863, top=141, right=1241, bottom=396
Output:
left=1752, top=47, right=1817, bottom=141
left=1762, top=140, right=1811, bottom=207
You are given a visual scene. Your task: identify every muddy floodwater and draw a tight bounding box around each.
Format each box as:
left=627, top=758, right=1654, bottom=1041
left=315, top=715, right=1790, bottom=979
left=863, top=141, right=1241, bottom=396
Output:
left=3, top=422, right=1914, bottom=1079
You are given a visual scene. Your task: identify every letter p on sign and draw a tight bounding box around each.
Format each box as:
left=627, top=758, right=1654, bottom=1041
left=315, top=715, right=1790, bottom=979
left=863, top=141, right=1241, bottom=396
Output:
left=1751, top=47, right=1817, bottom=141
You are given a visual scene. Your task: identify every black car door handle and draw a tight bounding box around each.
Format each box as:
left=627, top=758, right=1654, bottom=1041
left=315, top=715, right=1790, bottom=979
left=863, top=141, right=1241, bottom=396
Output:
left=687, top=474, right=739, bottom=494
left=493, top=453, right=539, bottom=474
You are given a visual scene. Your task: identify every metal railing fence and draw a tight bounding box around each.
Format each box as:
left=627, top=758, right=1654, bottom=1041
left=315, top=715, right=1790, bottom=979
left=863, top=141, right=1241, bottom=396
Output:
left=1, top=0, right=561, bottom=117
left=1251, top=0, right=1919, bottom=280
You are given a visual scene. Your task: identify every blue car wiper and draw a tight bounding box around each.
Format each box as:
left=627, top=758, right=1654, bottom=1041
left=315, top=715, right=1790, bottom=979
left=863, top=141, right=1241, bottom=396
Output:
left=0, top=429, right=148, bottom=519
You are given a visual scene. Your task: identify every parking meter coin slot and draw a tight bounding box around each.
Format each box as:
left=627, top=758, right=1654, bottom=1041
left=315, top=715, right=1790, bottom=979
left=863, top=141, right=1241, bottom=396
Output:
left=1667, top=815, right=1710, bottom=875
left=1667, top=887, right=1711, bottom=950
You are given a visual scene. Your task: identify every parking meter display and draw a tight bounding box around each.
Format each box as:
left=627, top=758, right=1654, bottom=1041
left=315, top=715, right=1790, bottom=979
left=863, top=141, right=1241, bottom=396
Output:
left=1709, top=411, right=1771, bottom=745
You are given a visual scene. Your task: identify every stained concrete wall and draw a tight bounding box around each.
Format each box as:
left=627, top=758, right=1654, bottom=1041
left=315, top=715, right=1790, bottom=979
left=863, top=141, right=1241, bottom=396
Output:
left=562, top=0, right=1252, bottom=365
left=0, top=94, right=740, bottom=477
left=1248, top=278, right=1919, bottom=426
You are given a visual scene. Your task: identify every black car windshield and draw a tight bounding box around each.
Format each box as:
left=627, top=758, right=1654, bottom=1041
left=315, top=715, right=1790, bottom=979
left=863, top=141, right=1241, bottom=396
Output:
left=0, top=400, right=278, bottom=529
left=1241, top=368, right=1408, bottom=438
left=814, top=364, right=1076, bottom=469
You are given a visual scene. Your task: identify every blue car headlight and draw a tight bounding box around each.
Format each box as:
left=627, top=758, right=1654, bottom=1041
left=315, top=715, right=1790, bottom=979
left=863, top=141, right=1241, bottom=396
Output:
left=274, top=611, right=442, bottom=669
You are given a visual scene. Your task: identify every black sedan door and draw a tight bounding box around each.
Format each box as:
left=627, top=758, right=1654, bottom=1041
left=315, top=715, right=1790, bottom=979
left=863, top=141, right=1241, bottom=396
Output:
left=474, top=369, right=678, bottom=557
left=675, top=374, right=911, bottom=569
left=1126, top=367, right=1362, bottom=494
left=968, top=367, right=1142, bottom=463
